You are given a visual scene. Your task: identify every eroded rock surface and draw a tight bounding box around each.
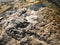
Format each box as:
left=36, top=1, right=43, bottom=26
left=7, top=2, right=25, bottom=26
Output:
left=0, top=7, right=60, bottom=45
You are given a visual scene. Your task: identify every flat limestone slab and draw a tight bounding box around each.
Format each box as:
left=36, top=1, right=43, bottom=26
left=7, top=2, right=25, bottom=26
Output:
left=0, top=5, right=11, bottom=14
left=24, top=1, right=39, bottom=7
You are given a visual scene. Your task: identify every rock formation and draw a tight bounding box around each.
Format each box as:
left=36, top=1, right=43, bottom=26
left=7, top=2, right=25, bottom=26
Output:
left=0, top=7, right=60, bottom=45
left=0, top=0, right=60, bottom=45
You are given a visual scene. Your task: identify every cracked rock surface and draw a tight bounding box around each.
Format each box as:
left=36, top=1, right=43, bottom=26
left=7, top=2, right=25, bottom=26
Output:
left=0, top=7, right=60, bottom=45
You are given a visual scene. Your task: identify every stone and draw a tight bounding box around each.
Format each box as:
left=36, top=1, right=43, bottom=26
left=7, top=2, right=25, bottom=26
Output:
left=0, top=7, right=60, bottom=45
left=25, top=15, right=38, bottom=24
left=0, top=5, right=11, bottom=14
left=26, top=0, right=36, bottom=3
